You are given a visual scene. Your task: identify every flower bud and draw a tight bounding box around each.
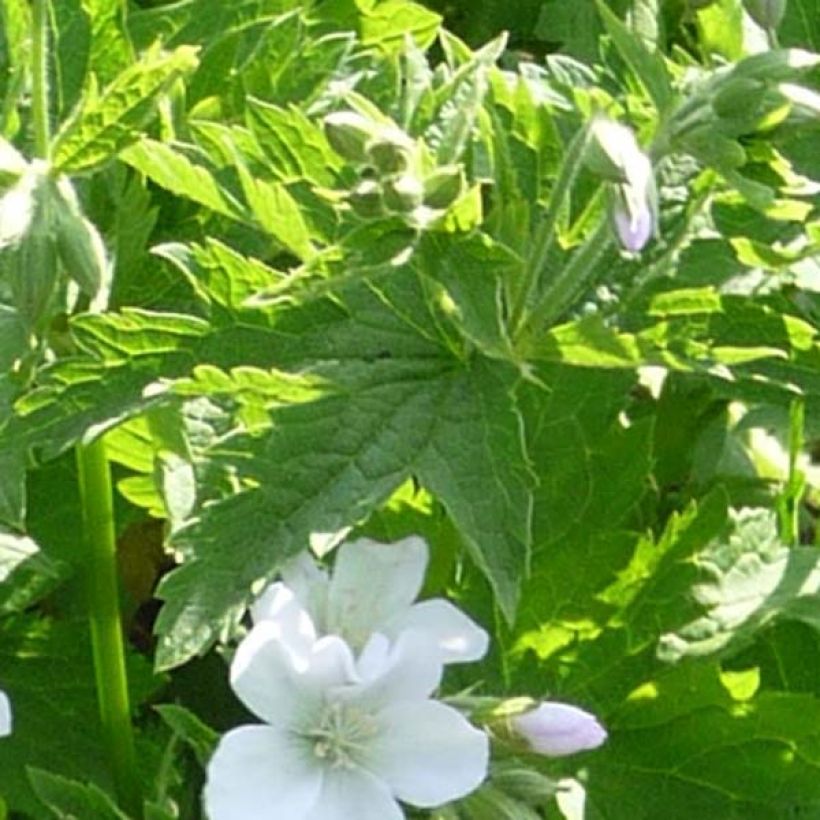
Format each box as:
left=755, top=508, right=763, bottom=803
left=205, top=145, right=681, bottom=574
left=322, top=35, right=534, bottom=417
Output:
left=367, top=127, right=415, bottom=175
left=510, top=702, right=607, bottom=757
left=492, top=766, right=559, bottom=803
left=743, top=0, right=787, bottom=30
left=585, top=117, right=642, bottom=183
left=53, top=176, right=107, bottom=301
left=711, top=77, right=768, bottom=119
left=7, top=163, right=60, bottom=331
left=348, top=179, right=384, bottom=218
left=423, top=165, right=465, bottom=209
left=383, top=173, right=424, bottom=213
left=323, top=111, right=376, bottom=163
left=612, top=192, right=654, bottom=253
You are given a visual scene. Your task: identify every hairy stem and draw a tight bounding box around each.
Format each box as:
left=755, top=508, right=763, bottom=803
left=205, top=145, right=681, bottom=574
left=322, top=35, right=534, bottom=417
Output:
left=30, top=1, right=141, bottom=814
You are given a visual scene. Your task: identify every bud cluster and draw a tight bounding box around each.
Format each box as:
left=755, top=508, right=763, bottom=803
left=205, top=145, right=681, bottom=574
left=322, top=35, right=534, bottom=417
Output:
left=0, top=137, right=107, bottom=334
left=323, top=111, right=465, bottom=223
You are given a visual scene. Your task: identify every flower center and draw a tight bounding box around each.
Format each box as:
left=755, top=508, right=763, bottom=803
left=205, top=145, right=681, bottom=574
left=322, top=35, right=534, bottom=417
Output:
left=302, top=701, right=379, bottom=769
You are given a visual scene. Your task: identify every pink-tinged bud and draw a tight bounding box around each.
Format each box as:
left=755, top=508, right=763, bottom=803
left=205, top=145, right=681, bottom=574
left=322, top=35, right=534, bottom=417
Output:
left=612, top=201, right=654, bottom=252
left=511, top=702, right=607, bottom=757
left=0, top=690, right=11, bottom=737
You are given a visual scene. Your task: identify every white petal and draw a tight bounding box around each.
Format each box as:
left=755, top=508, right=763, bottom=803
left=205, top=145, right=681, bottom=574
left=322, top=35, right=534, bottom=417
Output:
left=347, top=629, right=442, bottom=708
left=388, top=599, right=488, bottom=664
left=304, top=768, right=404, bottom=820
left=204, top=725, right=321, bottom=820
left=368, top=700, right=489, bottom=807
left=0, top=691, right=11, bottom=737
left=281, top=551, right=331, bottom=630
left=250, top=583, right=317, bottom=657
left=231, top=623, right=356, bottom=726
left=326, top=536, right=427, bottom=649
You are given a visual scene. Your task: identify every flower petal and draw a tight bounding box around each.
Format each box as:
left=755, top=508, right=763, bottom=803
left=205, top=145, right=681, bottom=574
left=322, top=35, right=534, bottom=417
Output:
left=512, top=702, right=607, bottom=757
left=231, top=622, right=356, bottom=726
left=304, top=768, right=404, bottom=820
left=389, top=599, right=488, bottom=664
left=368, top=700, right=489, bottom=807
left=282, top=551, right=331, bottom=630
left=326, top=536, right=427, bottom=649
left=204, top=725, right=321, bottom=820
left=347, top=629, right=442, bottom=707
left=0, top=691, right=11, bottom=737
left=250, top=582, right=317, bottom=657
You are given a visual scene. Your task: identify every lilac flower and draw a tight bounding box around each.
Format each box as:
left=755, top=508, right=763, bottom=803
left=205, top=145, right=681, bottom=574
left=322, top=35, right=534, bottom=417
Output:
left=511, top=702, right=607, bottom=757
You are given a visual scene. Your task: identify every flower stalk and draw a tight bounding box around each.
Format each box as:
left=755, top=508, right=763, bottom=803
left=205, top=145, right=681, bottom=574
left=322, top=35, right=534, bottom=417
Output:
left=30, top=1, right=140, bottom=814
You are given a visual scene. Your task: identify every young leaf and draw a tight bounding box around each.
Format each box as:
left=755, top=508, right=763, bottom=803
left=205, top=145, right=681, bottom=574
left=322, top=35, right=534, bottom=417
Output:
left=27, top=769, right=129, bottom=820
left=52, top=45, right=199, bottom=174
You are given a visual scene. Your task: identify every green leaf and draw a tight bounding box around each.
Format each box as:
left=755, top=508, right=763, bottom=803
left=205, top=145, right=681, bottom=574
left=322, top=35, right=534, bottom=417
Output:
left=659, top=508, right=820, bottom=661
left=236, top=163, right=316, bottom=261
left=245, top=99, right=341, bottom=186
left=417, top=232, right=518, bottom=358
left=595, top=0, right=673, bottom=112
left=587, top=663, right=820, bottom=819
left=0, top=530, right=63, bottom=613
left=119, top=138, right=245, bottom=220
left=27, top=769, right=129, bottom=820
left=0, top=616, right=158, bottom=815
left=154, top=704, right=218, bottom=768
left=317, top=0, right=441, bottom=51
left=52, top=45, right=199, bottom=174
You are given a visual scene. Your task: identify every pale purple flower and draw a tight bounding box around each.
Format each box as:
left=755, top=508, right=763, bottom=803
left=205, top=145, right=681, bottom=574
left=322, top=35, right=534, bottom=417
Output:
left=512, top=702, right=607, bottom=757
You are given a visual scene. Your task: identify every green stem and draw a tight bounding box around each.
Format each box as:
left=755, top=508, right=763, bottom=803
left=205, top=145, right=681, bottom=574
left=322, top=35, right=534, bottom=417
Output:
left=516, top=218, right=613, bottom=345
left=511, top=121, right=593, bottom=334
left=76, top=439, right=142, bottom=817
left=30, top=0, right=51, bottom=160
left=779, top=398, right=805, bottom=547
left=30, top=1, right=140, bottom=815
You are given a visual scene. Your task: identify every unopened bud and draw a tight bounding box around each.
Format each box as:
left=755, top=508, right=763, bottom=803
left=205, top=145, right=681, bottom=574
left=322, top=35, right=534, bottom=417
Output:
left=53, top=177, right=107, bottom=300
left=367, top=127, right=414, bottom=174
left=511, top=702, right=607, bottom=757
left=324, top=111, right=375, bottom=163
left=711, top=77, right=768, bottom=119
left=743, top=0, right=787, bottom=30
left=586, top=117, right=643, bottom=183
left=492, top=767, right=559, bottom=803
left=423, top=165, right=465, bottom=209
left=383, top=173, right=423, bottom=212
left=348, top=179, right=384, bottom=218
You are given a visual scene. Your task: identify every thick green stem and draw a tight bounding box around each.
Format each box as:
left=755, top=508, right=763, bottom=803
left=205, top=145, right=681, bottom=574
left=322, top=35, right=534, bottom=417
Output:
left=76, top=439, right=142, bottom=817
left=30, top=1, right=140, bottom=815
left=30, top=0, right=51, bottom=160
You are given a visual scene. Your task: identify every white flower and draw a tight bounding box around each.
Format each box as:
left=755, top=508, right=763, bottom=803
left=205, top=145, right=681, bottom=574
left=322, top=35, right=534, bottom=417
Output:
left=204, top=620, right=489, bottom=819
left=512, top=702, right=607, bottom=757
left=0, top=690, right=11, bottom=737
left=252, top=536, right=488, bottom=664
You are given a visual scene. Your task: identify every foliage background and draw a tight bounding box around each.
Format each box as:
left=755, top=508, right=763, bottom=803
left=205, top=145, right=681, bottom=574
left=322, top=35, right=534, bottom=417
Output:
left=0, top=0, right=819, bottom=817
